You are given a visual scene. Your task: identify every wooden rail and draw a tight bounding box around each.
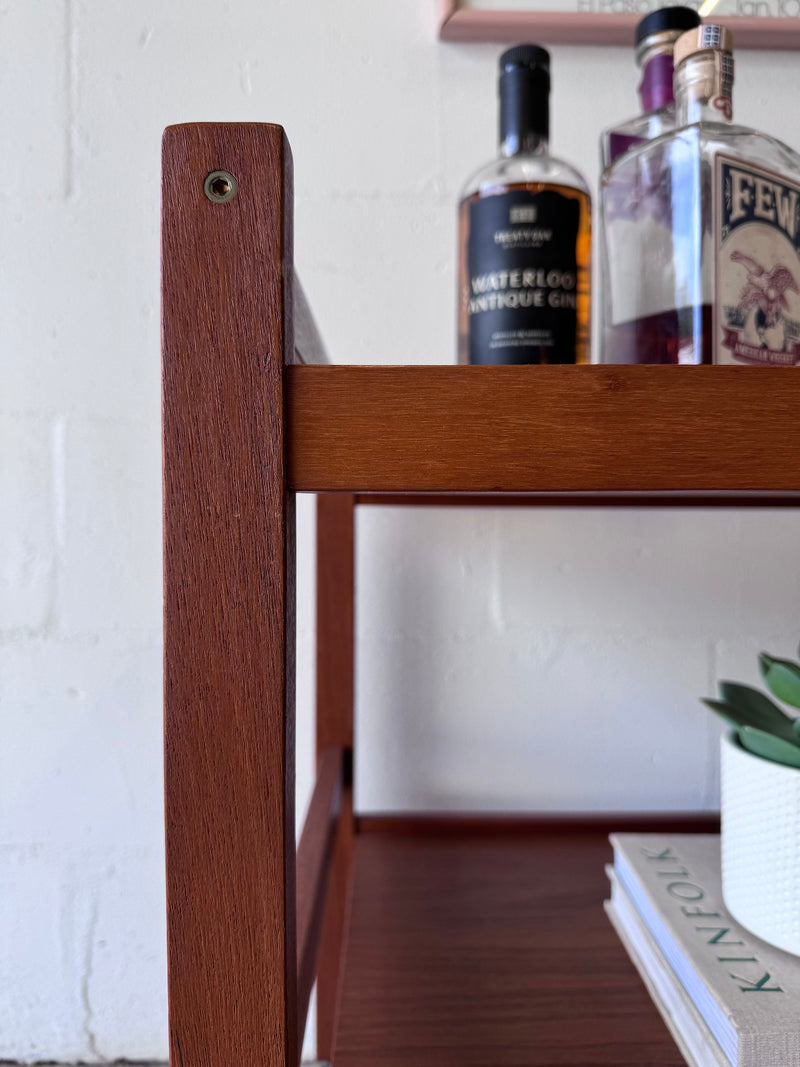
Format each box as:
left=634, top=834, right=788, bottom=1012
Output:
left=296, top=746, right=345, bottom=1048
left=287, top=365, right=800, bottom=496
left=315, top=494, right=356, bottom=1057
left=355, top=492, right=800, bottom=508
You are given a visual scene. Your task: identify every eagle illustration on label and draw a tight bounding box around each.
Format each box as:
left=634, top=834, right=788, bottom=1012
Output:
left=716, top=156, right=800, bottom=365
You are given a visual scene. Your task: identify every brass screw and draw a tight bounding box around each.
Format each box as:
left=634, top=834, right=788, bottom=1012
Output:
left=204, top=170, right=237, bottom=203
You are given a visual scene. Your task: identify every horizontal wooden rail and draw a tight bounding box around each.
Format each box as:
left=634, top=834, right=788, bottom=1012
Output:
left=355, top=812, right=721, bottom=836
left=287, top=365, right=800, bottom=496
left=296, top=745, right=345, bottom=1052
left=354, top=492, right=800, bottom=508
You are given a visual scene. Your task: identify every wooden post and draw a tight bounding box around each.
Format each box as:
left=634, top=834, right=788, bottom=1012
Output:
left=315, top=492, right=356, bottom=1058
left=162, top=122, right=297, bottom=1066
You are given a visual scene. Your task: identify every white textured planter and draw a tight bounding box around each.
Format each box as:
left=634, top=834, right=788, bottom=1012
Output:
left=721, top=729, right=800, bottom=956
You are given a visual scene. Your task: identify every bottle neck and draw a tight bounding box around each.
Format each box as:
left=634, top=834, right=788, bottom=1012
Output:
left=674, top=51, right=734, bottom=126
left=500, top=130, right=548, bottom=157
left=499, top=69, right=549, bottom=157
left=639, top=52, right=675, bottom=113
left=636, top=28, right=698, bottom=113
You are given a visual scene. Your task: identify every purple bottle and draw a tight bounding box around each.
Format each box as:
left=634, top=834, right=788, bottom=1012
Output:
left=601, top=6, right=701, bottom=169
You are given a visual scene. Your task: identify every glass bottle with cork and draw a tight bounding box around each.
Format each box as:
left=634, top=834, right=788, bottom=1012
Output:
left=600, top=25, right=800, bottom=365
left=457, top=45, right=591, bottom=365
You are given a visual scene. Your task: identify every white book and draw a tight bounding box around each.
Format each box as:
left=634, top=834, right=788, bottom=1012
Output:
left=606, top=868, right=731, bottom=1067
left=608, top=833, right=800, bottom=1067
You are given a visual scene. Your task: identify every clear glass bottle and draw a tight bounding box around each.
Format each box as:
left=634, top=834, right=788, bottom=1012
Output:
left=600, top=25, right=800, bottom=365
left=601, top=6, right=700, bottom=169
left=457, top=45, right=591, bottom=365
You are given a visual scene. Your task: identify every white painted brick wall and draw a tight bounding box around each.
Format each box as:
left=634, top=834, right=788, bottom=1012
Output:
left=3, top=0, right=800, bottom=1060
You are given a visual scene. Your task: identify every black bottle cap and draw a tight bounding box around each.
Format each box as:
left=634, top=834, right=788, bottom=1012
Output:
left=499, top=44, right=551, bottom=82
left=635, top=6, right=701, bottom=45
left=499, top=43, right=550, bottom=145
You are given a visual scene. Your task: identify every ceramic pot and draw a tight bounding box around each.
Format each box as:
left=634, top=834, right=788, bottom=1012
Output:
left=721, top=729, right=800, bottom=956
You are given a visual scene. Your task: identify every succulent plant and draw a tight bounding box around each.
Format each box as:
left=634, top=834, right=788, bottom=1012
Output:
left=703, top=643, right=800, bottom=770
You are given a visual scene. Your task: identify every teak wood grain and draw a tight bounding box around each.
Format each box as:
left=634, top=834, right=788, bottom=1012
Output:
left=356, top=812, right=720, bottom=837
left=356, top=492, right=800, bottom=507
left=316, top=495, right=355, bottom=754
left=318, top=785, right=354, bottom=1059
left=295, top=746, right=344, bottom=1047
left=315, top=493, right=356, bottom=1057
left=287, top=365, right=800, bottom=495
left=333, top=827, right=692, bottom=1066
left=162, top=122, right=297, bottom=1066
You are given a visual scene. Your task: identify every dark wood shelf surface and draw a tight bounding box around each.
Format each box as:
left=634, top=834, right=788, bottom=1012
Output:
left=332, top=822, right=710, bottom=1066
left=287, top=365, right=800, bottom=498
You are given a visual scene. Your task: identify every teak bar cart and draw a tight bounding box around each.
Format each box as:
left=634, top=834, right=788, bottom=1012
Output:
left=161, top=123, right=800, bottom=1067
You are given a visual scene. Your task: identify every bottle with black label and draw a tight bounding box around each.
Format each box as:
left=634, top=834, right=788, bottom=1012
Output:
left=457, top=45, right=591, bottom=364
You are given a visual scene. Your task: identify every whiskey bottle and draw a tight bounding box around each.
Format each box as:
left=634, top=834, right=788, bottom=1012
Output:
left=457, top=45, right=591, bottom=365
left=600, top=25, right=800, bottom=365
left=601, top=6, right=700, bottom=168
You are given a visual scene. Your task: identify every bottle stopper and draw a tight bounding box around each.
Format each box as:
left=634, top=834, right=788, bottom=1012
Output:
left=673, top=24, right=734, bottom=70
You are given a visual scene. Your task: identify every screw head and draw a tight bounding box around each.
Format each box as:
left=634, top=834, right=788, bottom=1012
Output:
left=204, top=170, right=237, bottom=203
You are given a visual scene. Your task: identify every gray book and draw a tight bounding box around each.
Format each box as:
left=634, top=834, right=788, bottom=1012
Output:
left=608, top=833, right=800, bottom=1067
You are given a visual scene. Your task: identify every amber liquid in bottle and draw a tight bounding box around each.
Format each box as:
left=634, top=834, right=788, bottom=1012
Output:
left=458, top=181, right=591, bottom=364
left=457, top=45, right=592, bottom=365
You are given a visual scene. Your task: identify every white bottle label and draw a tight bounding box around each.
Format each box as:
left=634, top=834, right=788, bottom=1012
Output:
left=716, top=155, right=800, bottom=365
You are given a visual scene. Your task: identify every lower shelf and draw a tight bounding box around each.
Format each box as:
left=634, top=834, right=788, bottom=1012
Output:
left=332, top=818, right=718, bottom=1066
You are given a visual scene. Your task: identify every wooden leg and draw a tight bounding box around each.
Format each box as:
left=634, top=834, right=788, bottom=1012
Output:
left=316, top=785, right=354, bottom=1060
left=162, top=122, right=297, bottom=1066
left=315, top=493, right=356, bottom=1058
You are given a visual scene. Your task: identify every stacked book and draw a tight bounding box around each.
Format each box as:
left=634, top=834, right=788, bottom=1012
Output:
left=605, top=833, right=800, bottom=1067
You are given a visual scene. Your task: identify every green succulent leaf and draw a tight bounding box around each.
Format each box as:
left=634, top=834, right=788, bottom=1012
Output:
left=759, top=653, right=800, bottom=710
left=738, top=725, right=800, bottom=769
left=715, top=681, right=797, bottom=741
left=701, top=698, right=742, bottom=731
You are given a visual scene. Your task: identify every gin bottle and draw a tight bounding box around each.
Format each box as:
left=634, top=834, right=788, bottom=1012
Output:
left=457, top=45, right=591, bottom=364
left=600, top=25, right=800, bottom=365
left=601, top=6, right=700, bottom=168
